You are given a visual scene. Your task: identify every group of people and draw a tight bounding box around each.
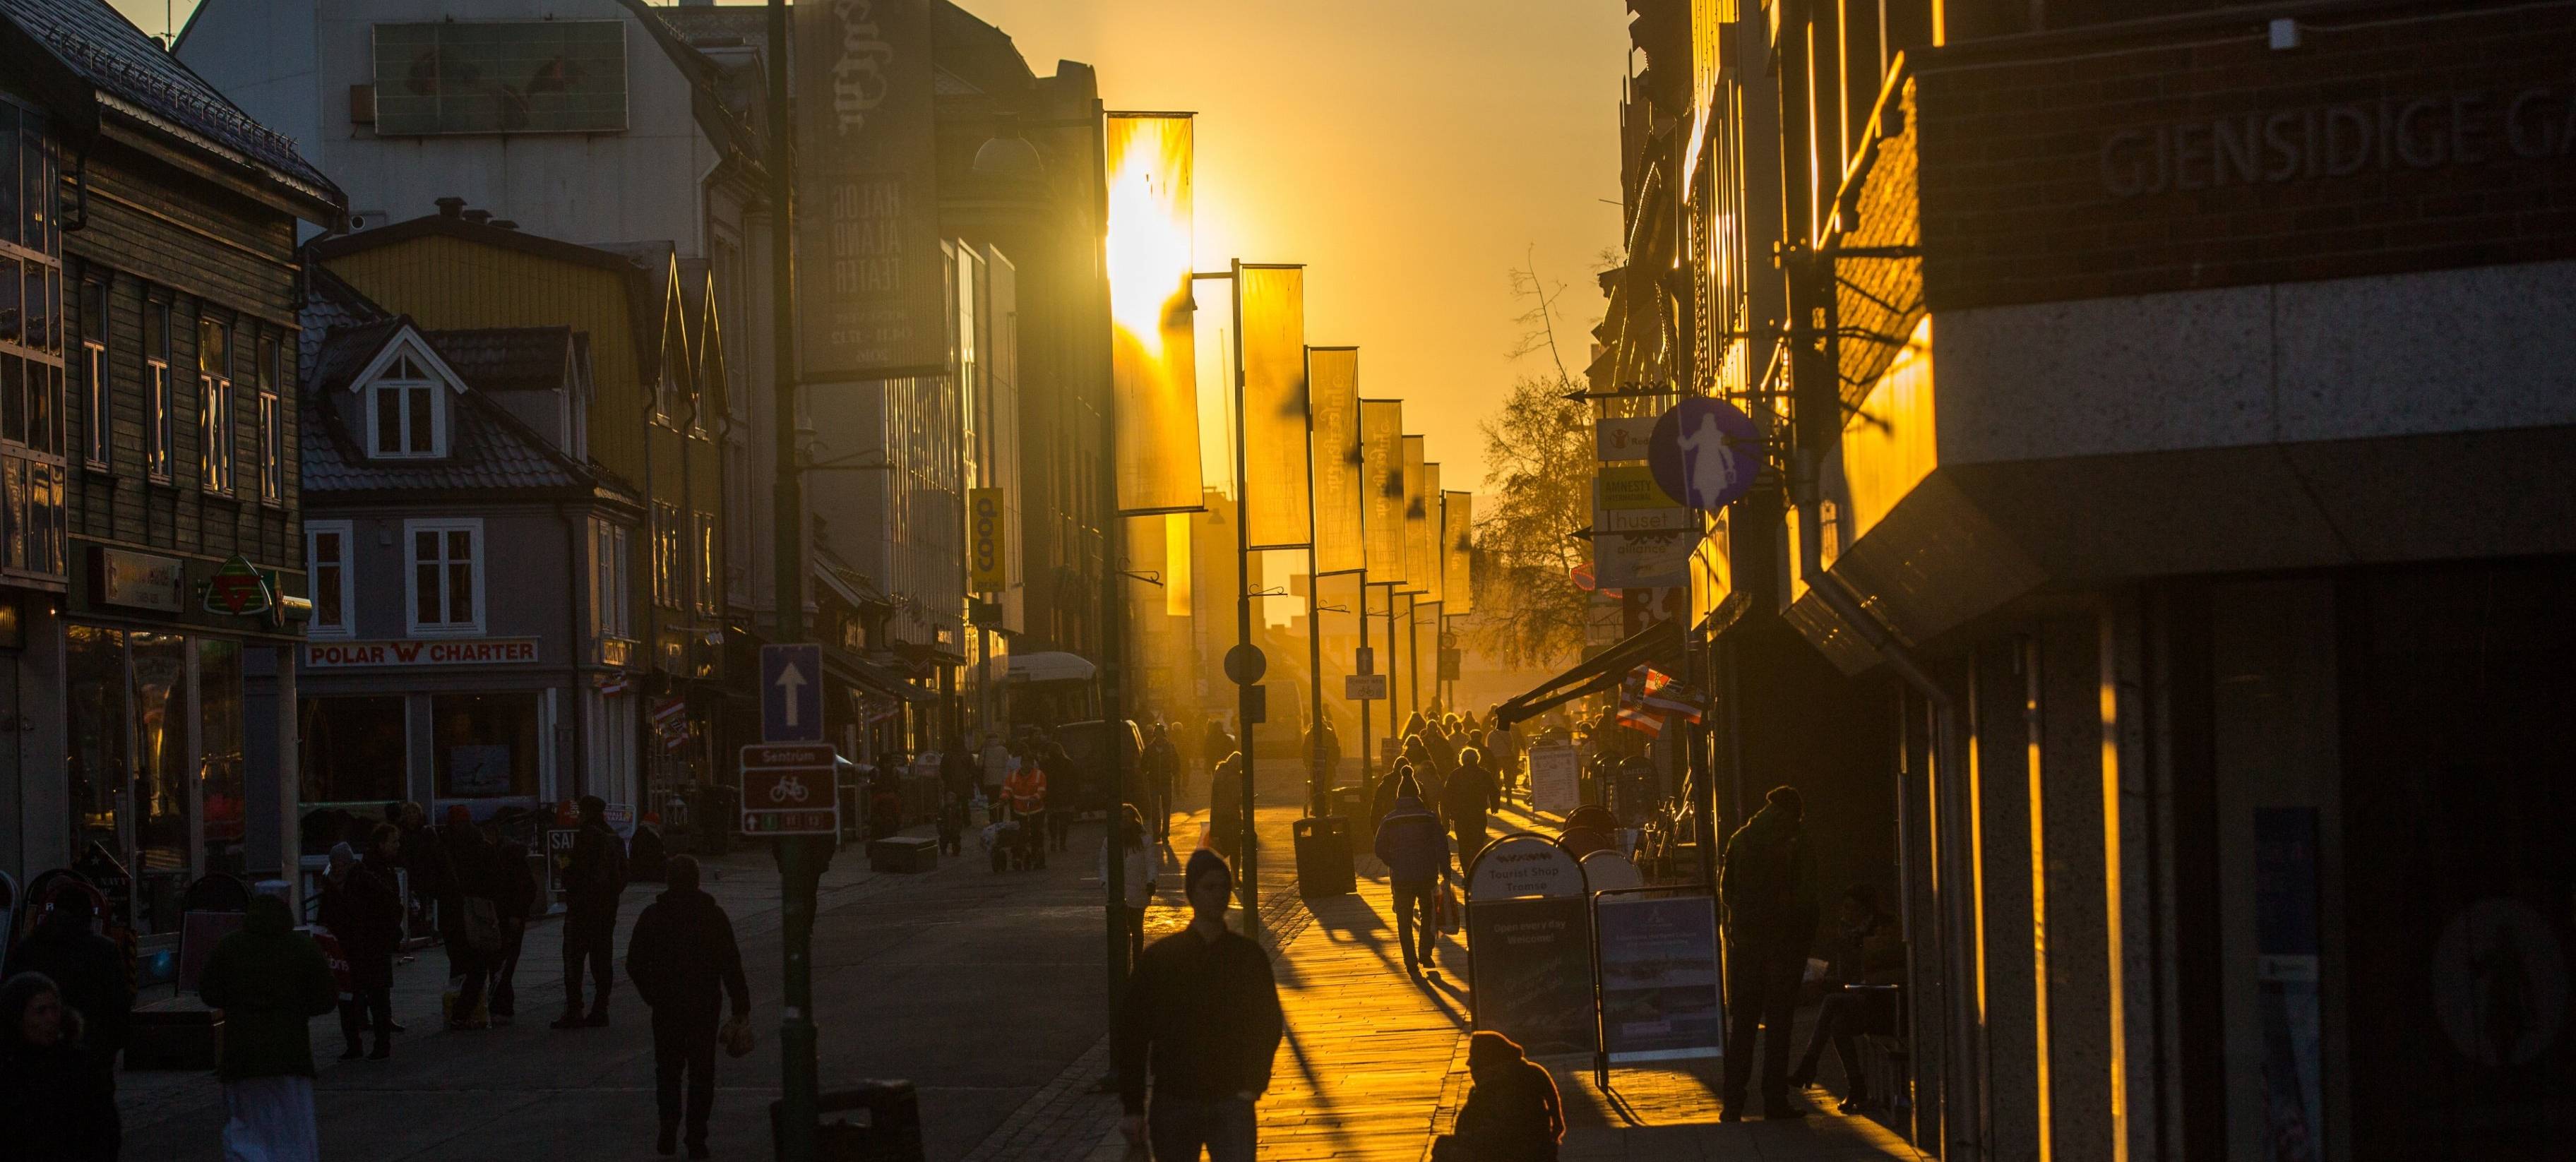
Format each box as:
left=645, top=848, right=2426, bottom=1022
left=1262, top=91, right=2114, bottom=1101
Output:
left=982, top=729, right=1083, bottom=870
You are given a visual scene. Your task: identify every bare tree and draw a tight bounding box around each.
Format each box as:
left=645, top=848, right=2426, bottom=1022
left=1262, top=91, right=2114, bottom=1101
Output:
left=1470, top=255, right=1603, bottom=671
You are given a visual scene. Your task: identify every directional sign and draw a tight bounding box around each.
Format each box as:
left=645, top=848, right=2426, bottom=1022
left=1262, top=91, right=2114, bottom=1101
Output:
left=740, top=743, right=839, bottom=836
left=760, top=644, right=824, bottom=744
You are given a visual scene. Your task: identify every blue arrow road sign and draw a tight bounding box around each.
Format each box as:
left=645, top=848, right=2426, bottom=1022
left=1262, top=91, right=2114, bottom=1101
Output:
left=760, top=644, right=825, bottom=744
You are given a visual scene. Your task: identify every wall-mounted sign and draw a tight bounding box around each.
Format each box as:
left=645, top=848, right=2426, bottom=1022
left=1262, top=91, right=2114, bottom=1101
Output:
left=202, top=556, right=273, bottom=616
left=97, top=547, right=187, bottom=612
left=794, top=0, right=945, bottom=381
left=967, top=487, right=1008, bottom=592
left=304, top=638, right=541, bottom=670
left=1597, top=463, right=1676, bottom=511
left=1595, top=417, right=1657, bottom=461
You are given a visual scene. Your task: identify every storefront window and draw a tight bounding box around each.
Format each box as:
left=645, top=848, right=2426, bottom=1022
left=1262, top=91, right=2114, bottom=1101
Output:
left=299, top=695, right=409, bottom=806
left=66, top=624, right=126, bottom=874
left=431, top=692, right=539, bottom=800
left=198, top=639, right=244, bottom=875
left=128, top=630, right=189, bottom=935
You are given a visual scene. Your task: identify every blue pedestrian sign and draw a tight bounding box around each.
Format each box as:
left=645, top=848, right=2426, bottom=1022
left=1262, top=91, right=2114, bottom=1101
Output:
left=760, top=644, right=825, bottom=743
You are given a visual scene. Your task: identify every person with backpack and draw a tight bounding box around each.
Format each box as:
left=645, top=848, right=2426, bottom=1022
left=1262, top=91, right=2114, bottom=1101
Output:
left=1717, top=785, right=1819, bottom=1120
left=555, top=796, right=626, bottom=1030
left=1371, top=771, right=1452, bottom=978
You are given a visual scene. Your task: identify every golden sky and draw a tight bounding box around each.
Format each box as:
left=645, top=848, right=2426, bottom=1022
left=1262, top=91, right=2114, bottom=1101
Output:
left=128, top=0, right=1628, bottom=493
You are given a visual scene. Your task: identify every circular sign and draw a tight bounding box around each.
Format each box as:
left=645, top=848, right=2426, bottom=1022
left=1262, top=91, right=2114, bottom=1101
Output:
left=1647, top=397, right=1763, bottom=510
left=1222, top=643, right=1268, bottom=686
left=1580, top=850, right=1644, bottom=893
left=2431, top=897, right=2566, bottom=1067
left=1466, top=834, right=1588, bottom=901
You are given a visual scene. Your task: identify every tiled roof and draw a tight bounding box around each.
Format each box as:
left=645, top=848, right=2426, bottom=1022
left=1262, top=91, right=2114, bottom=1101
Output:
left=300, top=265, right=389, bottom=376
left=0, top=0, right=338, bottom=201
left=302, top=386, right=592, bottom=496
left=423, top=328, right=574, bottom=394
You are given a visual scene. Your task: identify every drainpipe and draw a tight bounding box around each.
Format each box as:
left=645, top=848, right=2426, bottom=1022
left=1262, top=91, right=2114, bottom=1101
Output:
left=1791, top=446, right=1984, bottom=1162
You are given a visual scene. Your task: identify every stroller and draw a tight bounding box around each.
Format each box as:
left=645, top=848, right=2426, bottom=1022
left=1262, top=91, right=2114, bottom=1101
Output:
left=984, top=818, right=1025, bottom=872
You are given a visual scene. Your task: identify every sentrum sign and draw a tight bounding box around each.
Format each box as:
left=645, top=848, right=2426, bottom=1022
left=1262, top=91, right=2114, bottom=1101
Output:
left=741, top=743, right=839, bottom=837
left=304, top=639, right=540, bottom=669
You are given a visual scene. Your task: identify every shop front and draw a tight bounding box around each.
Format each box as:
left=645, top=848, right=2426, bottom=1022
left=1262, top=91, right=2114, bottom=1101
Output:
left=298, top=637, right=566, bottom=832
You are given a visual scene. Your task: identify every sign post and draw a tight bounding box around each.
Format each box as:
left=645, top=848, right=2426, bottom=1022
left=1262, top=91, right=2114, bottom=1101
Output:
left=761, top=644, right=825, bottom=745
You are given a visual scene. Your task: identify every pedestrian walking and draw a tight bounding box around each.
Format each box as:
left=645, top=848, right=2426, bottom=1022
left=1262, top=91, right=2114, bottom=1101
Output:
left=1200, top=721, right=1236, bottom=798
left=1371, top=772, right=1452, bottom=978
left=1100, top=805, right=1159, bottom=964
left=1443, top=747, right=1499, bottom=870
left=555, top=795, right=626, bottom=1030
left=624, top=856, right=751, bottom=1160
left=318, top=842, right=388, bottom=1058
left=4, top=890, right=131, bottom=1077
left=1043, top=741, right=1077, bottom=853
left=323, top=826, right=404, bottom=1060
left=1717, top=785, right=1818, bottom=1120
left=196, top=894, right=337, bottom=1162
left=488, top=825, right=539, bottom=1026
left=1429, top=1031, right=1565, bottom=1162
left=1207, top=753, right=1244, bottom=861
left=938, top=788, right=967, bottom=856
left=435, top=806, right=505, bottom=1031
left=0, top=971, right=120, bottom=1162
left=1114, top=849, right=1284, bottom=1162
left=1003, top=756, right=1048, bottom=869
left=1142, top=723, right=1179, bottom=843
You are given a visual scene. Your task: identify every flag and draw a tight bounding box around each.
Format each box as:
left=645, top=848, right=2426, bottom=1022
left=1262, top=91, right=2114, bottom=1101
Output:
left=1443, top=489, right=1474, bottom=616
left=1615, top=669, right=1669, bottom=736
left=1639, top=666, right=1707, bottom=724
left=1360, top=400, right=1406, bottom=585
left=1236, top=264, right=1311, bottom=548
left=1306, top=347, right=1364, bottom=575
left=1107, top=113, right=1203, bottom=515
left=650, top=697, right=687, bottom=729
left=1400, top=436, right=1429, bottom=594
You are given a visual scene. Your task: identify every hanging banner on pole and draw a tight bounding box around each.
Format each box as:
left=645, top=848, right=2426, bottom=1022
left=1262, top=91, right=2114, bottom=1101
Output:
left=1422, top=464, right=1446, bottom=606
left=1236, top=265, right=1311, bottom=549
left=1106, top=113, right=1204, bottom=515
left=1360, top=400, right=1406, bottom=587
left=1443, top=489, right=1474, bottom=616
left=1400, top=436, right=1429, bottom=594
left=1307, top=347, right=1363, bottom=575
left=795, top=0, right=945, bottom=381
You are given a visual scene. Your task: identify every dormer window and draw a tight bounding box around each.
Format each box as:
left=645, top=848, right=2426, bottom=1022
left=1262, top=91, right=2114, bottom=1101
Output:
left=367, top=354, right=444, bottom=457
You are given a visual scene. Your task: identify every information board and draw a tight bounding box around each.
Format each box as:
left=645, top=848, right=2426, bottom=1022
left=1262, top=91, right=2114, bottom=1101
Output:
left=1594, top=893, right=1725, bottom=1063
left=741, top=743, right=840, bottom=836
left=1467, top=896, right=1598, bottom=1055
left=1529, top=743, right=1580, bottom=815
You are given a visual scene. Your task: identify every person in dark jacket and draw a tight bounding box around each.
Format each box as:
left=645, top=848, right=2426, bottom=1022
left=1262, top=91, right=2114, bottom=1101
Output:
left=197, top=894, right=337, bottom=1160
left=625, top=856, right=751, bottom=1160
left=1431, top=1031, right=1565, bottom=1162
left=1207, top=753, right=1245, bottom=861
left=556, top=795, right=625, bottom=1029
left=0, top=971, right=119, bottom=1162
left=1200, top=721, right=1236, bottom=797
left=1042, top=742, right=1078, bottom=852
left=1142, top=723, right=1180, bottom=842
left=4, top=890, right=131, bottom=1077
left=436, top=805, right=504, bottom=1031
left=322, top=825, right=405, bottom=1060
left=1372, top=773, right=1453, bottom=978
left=396, top=801, right=442, bottom=941
left=1114, top=849, right=1284, bottom=1162
left=488, top=825, right=540, bottom=1026
left=1717, top=785, right=1819, bottom=1120
left=1443, top=748, right=1500, bottom=870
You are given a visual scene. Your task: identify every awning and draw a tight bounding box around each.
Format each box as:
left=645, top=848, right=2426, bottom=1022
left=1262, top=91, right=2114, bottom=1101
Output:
left=1005, top=651, right=1097, bottom=684
left=823, top=643, right=934, bottom=705
left=1492, top=618, right=1684, bottom=729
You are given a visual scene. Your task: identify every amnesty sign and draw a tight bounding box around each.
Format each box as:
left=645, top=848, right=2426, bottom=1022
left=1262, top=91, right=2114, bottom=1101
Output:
left=796, top=0, right=946, bottom=381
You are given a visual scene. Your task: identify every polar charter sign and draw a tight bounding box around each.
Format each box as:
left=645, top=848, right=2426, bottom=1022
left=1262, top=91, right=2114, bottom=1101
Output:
left=305, top=638, right=541, bottom=670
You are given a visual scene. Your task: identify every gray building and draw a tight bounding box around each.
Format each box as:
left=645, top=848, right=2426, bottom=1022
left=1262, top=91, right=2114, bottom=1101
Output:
left=294, top=270, right=639, bottom=824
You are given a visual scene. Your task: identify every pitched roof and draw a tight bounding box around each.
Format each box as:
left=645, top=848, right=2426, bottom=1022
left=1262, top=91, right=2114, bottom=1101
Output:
left=0, top=0, right=338, bottom=208
left=302, top=376, right=600, bottom=497
left=423, top=328, right=576, bottom=394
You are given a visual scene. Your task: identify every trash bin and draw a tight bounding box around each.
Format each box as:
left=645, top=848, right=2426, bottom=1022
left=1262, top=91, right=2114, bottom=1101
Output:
left=1292, top=815, right=1356, bottom=899
left=770, top=1080, right=924, bottom=1162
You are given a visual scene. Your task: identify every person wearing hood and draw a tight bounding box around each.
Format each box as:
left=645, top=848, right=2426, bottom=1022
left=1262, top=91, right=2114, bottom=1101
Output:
left=0, top=971, right=120, bottom=1161
left=4, top=890, right=131, bottom=1083
left=1717, top=785, right=1819, bottom=1120
left=197, top=893, right=338, bottom=1161
left=318, top=834, right=402, bottom=1060
left=1431, top=1031, right=1566, bottom=1162
left=1142, top=722, right=1180, bottom=842
left=625, top=856, right=751, bottom=1159
left=1114, top=849, right=1283, bottom=1161
left=1372, top=771, right=1453, bottom=978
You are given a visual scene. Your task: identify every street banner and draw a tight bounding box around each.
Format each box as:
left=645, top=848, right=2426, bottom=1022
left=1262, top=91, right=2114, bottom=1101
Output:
left=1466, top=896, right=1599, bottom=1055
left=1443, top=489, right=1474, bottom=616
left=1307, top=347, right=1364, bottom=574
left=1594, top=893, right=1725, bottom=1063
left=1530, top=742, right=1580, bottom=815
left=1106, top=113, right=1204, bottom=515
left=1164, top=513, right=1193, bottom=617
left=1360, top=400, right=1406, bottom=585
left=1236, top=265, right=1311, bottom=549
left=794, top=0, right=945, bottom=381
left=1400, top=436, right=1429, bottom=594
left=968, top=487, right=1008, bottom=592
left=1421, top=464, right=1445, bottom=605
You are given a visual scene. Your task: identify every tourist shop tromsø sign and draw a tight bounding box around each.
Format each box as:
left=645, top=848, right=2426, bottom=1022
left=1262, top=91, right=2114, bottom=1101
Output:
left=304, top=639, right=540, bottom=669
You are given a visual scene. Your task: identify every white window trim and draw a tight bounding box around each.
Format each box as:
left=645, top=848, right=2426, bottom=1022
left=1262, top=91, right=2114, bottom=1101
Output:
left=306, top=519, right=356, bottom=638
left=404, top=517, right=487, bottom=637
left=365, top=376, right=446, bottom=459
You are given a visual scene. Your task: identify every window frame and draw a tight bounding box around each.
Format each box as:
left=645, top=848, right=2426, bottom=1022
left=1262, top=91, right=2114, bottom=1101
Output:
left=651, top=502, right=681, bottom=611
left=364, top=353, right=444, bottom=458
left=590, top=516, right=631, bottom=640
left=692, top=510, right=717, bottom=616
left=403, top=517, right=486, bottom=637
left=78, top=274, right=105, bottom=469
left=256, top=333, right=281, bottom=503
left=197, top=314, right=232, bottom=495
left=143, top=294, right=172, bottom=483
left=305, top=519, right=355, bottom=638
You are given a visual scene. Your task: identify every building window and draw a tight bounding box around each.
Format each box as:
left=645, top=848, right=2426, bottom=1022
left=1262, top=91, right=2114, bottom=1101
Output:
left=297, top=695, right=409, bottom=806
left=256, top=335, right=280, bottom=502
left=198, top=316, right=232, bottom=493
left=78, top=276, right=104, bottom=468
left=143, top=297, right=171, bottom=481
left=366, top=354, right=442, bottom=457
left=429, top=692, right=540, bottom=799
left=306, top=520, right=354, bottom=637
left=1, top=99, right=62, bottom=459
left=693, top=510, right=717, bottom=615
left=405, top=517, right=484, bottom=636
left=652, top=502, right=681, bottom=610
left=590, top=515, right=631, bottom=639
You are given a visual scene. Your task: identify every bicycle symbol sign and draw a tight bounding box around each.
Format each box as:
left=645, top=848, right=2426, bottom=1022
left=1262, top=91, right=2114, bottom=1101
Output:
left=739, top=743, right=838, bottom=837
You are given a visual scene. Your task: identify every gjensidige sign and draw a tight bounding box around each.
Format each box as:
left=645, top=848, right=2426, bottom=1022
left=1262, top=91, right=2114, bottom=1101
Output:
left=305, top=639, right=540, bottom=669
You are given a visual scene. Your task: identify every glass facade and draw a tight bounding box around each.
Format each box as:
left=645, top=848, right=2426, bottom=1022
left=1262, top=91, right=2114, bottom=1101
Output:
left=0, top=99, right=66, bottom=585
left=298, top=694, right=409, bottom=808
left=430, top=691, right=540, bottom=800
